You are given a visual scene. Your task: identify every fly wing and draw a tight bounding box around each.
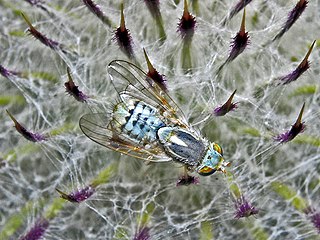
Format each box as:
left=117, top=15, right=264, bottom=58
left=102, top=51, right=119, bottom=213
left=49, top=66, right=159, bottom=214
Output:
left=108, top=60, right=190, bottom=129
left=79, top=113, right=171, bottom=162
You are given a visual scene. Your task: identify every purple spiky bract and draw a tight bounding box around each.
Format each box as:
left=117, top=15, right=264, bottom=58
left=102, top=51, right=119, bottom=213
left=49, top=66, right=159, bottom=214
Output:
left=0, top=64, right=20, bottom=78
left=28, top=27, right=60, bottom=51
left=7, top=110, right=47, bottom=142
left=22, top=130, right=46, bottom=142
left=213, top=102, right=238, bottom=117
left=305, top=208, right=320, bottom=233
left=278, top=40, right=315, bottom=84
left=65, top=80, right=89, bottom=102
left=16, top=124, right=46, bottom=142
left=274, top=122, right=306, bottom=143
left=114, top=27, right=133, bottom=57
left=20, top=218, right=49, bottom=240
left=234, top=195, right=259, bottom=219
left=178, top=11, right=196, bottom=39
left=310, top=212, right=320, bottom=233
left=285, top=0, right=308, bottom=32
left=274, top=0, right=308, bottom=40
left=62, top=186, right=95, bottom=203
left=279, top=62, right=309, bottom=85
left=176, top=175, right=199, bottom=187
left=133, top=226, right=150, bottom=240
left=227, top=31, right=249, bottom=63
left=147, top=69, right=167, bottom=92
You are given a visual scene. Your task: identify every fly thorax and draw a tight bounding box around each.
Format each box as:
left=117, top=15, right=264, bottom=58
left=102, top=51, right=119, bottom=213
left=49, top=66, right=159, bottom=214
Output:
left=157, top=127, right=206, bottom=166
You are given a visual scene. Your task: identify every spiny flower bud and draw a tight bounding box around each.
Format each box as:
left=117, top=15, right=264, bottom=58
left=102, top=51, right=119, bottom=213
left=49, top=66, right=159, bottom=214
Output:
left=278, top=40, right=315, bottom=85
left=21, top=12, right=64, bottom=52
left=305, top=207, right=320, bottom=233
left=177, top=0, right=196, bottom=39
left=56, top=185, right=95, bottom=203
left=273, top=0, right=308, bottom=41
left=20, top=218, right=49, bottom=240
left=219, top=10, right=249, bottom=72
left=274, top=103, right=306, bottom=143
left=176, top=174, right=199, bottom=187
left=64, top=68, right=89, bottom=102
left=144, top=48, right=167, bottom=92
left=213, top=90, right=238, bottom=116
left=6, top=110, right=46, bottom=142
left=133, top=226, right=150, bottom=240
left=234, top=195, right=259, bottom=219
left=114, top=3, right=134, bottom=58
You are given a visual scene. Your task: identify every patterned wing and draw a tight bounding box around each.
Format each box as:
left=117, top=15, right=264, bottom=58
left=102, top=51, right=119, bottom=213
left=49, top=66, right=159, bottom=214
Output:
left=108, top=60, right=190, bottom=129
left=79, top=113, right=171, bottom=162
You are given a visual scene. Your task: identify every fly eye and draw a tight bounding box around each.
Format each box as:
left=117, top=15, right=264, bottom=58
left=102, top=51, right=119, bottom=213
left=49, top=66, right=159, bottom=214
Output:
left=213, top=143, right=223, bottom=156
left=197, top=166, right=216, bottom=176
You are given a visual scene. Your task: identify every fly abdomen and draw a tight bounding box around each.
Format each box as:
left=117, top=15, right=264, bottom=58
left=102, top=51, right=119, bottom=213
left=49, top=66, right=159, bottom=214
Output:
left=112, top=100, right=165, bottom=143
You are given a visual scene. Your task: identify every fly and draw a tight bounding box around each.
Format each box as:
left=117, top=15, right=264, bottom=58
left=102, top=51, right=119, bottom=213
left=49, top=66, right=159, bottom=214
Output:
left=79, top=60, right=230, bottom=176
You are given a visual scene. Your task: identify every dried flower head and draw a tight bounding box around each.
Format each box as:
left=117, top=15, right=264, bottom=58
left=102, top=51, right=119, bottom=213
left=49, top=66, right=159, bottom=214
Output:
left=213, top=90, right=238, bottom=116
left=56, top=186, right=95, bottom=203
left=114, top=3, right=134, bottom=58
left=65, top=68, right=89, bottom=102
left=6, top=110, right=46, bottom=142
left=274, top=103, right=306, bottom=143
left=133, top=226, right=150, bottom=240
left=273, top=0, right=308, bottom=40
left=234, top=195, right=259, bottom=219
left=143, top=49, right=167, bottom=92
left=20, top=218, right=49, bottom=240
left=278, top=40, right=315, bottom=85
left=177, top=0, right=196, bottom=39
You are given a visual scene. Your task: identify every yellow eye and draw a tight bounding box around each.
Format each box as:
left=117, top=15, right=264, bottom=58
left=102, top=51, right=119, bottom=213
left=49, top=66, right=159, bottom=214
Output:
left=197, top=166, right=216, bottom=176
left=213, top=143, right=223, bottom=156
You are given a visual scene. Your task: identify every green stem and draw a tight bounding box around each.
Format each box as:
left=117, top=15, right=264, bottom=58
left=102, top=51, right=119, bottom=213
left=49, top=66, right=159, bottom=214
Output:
left=182, top=38, right=193, bottom=72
